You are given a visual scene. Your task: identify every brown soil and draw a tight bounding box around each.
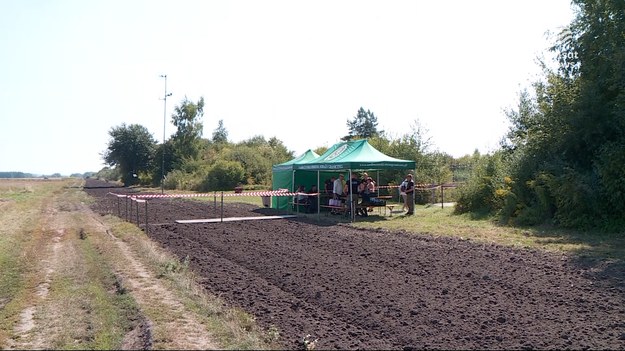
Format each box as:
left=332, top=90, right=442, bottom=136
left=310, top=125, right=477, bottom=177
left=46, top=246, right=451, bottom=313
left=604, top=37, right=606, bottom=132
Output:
left=84, top=179, right=625, bottom=350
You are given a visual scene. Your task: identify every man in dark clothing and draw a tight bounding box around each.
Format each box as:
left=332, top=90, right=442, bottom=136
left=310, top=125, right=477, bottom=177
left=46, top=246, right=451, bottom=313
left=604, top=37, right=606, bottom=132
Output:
left=405, top=174, right=415, bottom=215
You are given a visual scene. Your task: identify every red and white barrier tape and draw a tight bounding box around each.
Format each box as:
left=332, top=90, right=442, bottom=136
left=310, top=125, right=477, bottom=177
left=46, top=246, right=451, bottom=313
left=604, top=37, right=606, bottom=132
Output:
left=109, top=189, right=320, bottom=200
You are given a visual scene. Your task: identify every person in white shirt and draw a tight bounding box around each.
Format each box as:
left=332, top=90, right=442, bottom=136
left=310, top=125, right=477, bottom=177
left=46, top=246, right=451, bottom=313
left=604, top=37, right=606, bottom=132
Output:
left=333, top=174, right=344, bottom=199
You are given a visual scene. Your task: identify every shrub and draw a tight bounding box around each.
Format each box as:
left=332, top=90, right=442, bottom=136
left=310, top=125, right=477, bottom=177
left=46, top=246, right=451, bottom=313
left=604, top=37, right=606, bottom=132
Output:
left=595, top=141, right=625, bottom=219
left=549, top=168, right=600, bottom=229
left=162, top=170, right=201, bottom=191
left=197, top=160, right=245, bottom=192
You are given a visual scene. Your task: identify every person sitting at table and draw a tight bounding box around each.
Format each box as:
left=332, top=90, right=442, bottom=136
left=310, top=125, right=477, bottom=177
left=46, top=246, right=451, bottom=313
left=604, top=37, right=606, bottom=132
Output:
left=362, top=172, right=376, bottom=190
left=295, top=185, right=308, bottom=205
left=307, top=185, right=318, bottom=213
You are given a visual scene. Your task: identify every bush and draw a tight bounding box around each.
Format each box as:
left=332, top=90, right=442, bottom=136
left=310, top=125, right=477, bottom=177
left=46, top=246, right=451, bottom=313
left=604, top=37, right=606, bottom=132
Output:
left=162, top=170, right=201, bottom=191
left=455, top=176, right=496, bottom=214
left=197, top=160, right=245, bottom=192
left=595, top=141, right=625, bottom=219
left=549, top=168, right=600, bottom=229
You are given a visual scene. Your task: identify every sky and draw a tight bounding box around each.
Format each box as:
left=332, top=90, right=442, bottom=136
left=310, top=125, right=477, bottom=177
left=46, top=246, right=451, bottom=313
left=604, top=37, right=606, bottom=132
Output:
left=0, top=0, right=577, bottom=176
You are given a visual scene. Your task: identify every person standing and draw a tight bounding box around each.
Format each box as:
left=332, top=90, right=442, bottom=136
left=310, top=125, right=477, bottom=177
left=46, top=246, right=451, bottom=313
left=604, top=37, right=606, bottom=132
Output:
left=399, top=178, right=408, bottom=211
left=325, top=178, right=334, bottom=194
left=330, top=174, right=345, bottom=214
left=404, top=174, right=415, bottom=215
left=333, top=174, right=344, bottom=200
left=358, top=177, right=374, bottom=216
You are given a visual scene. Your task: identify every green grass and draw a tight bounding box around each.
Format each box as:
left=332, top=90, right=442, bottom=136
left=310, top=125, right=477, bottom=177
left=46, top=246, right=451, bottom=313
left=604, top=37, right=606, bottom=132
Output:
left=350, top=202, right=625, bottom=260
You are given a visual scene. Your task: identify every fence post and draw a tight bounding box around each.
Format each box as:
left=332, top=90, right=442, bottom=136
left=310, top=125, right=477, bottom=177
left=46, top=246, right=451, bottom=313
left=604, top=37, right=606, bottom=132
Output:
left=145, top=200, right=148, bottom=235
left=441, top=185, right=444, bottom=209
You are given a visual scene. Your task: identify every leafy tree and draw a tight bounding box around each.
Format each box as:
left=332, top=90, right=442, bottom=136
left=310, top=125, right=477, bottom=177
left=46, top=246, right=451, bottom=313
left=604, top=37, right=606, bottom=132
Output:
left=198, top=160, right=245, bottom=191
left=454, top=151, right=508, bottom=215
left=465, top=0, right=625, bottom=228
left=313, top=146, right=328, bottom=156
left=171, top=97, right=205, bottom=166
left=378, top=120, right=434, bottom=184
left=150, top=140, right=176, bottom=186
left=342, top=107, right=382, bottom=141
left=102, top=124, right=156, bottom=185
left=95, top=166, right=120, bottom=182
left=222, top=136, right=293, bottom=186
left=451, top=150, right=481, bottom=183
left=212, top=119, right=228, bottom=144
left=266, top=137, right=294, bottom=165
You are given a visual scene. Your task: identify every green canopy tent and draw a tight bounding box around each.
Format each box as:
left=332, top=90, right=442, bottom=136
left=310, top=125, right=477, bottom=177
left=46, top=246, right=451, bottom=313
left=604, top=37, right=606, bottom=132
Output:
left=296, top=139, right=415, bottom=172
left=272, top=140, right=416, bottom=216
left=271, top=149, right=319, bottom=210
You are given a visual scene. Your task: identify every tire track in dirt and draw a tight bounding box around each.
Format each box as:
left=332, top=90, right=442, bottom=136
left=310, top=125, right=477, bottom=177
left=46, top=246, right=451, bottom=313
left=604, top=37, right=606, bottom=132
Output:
left=6, top=206, right=70, bottom=350
left=88, top=211, right=219, bottom=350
left=7, top=182, right=219, bottom=350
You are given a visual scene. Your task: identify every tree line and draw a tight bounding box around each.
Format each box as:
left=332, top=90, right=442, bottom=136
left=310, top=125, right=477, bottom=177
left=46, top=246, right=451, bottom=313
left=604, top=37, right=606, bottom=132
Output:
left=99, top=104, right=475, bottom=196
left=454, top=0, right=625, bottom=230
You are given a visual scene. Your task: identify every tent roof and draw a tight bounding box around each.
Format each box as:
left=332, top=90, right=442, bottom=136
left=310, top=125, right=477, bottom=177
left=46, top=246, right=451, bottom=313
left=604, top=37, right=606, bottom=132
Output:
left=294, top=139, right=415, bottom=171
left=272, top=149, right=319, bottom=171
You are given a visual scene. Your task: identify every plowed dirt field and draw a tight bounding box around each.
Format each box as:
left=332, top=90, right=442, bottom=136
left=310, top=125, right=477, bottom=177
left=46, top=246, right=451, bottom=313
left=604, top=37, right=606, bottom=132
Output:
left=84, top=179, right=625, bottom=350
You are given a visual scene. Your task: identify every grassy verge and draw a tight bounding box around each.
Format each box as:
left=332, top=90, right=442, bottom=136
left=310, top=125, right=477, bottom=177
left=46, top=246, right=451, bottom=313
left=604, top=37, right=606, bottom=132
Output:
left=350, top=202, right=625, bottom=260
left=0, top=180, right=59, bottom=345
left=0, top=179, right=142, bottom=349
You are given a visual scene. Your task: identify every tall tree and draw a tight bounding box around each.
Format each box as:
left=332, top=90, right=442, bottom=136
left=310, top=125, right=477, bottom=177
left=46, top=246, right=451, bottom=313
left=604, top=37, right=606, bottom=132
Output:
left=171, top=97, right=205, bottom=165
left=342, top=107, right=382, bottom=141
left=212, top=119, right=228, bottom=144
left=102, top=124, right=156, bottom=185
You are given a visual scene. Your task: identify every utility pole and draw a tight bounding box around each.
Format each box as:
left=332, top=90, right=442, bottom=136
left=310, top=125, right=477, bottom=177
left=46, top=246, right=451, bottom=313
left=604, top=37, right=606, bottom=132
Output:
left=160, top=74, right=172, bottom=194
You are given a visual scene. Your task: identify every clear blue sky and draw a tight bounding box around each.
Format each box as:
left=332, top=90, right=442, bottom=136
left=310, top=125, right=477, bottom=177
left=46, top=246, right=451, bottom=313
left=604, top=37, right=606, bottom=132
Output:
left=0, top=0, right=576, bottom=175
